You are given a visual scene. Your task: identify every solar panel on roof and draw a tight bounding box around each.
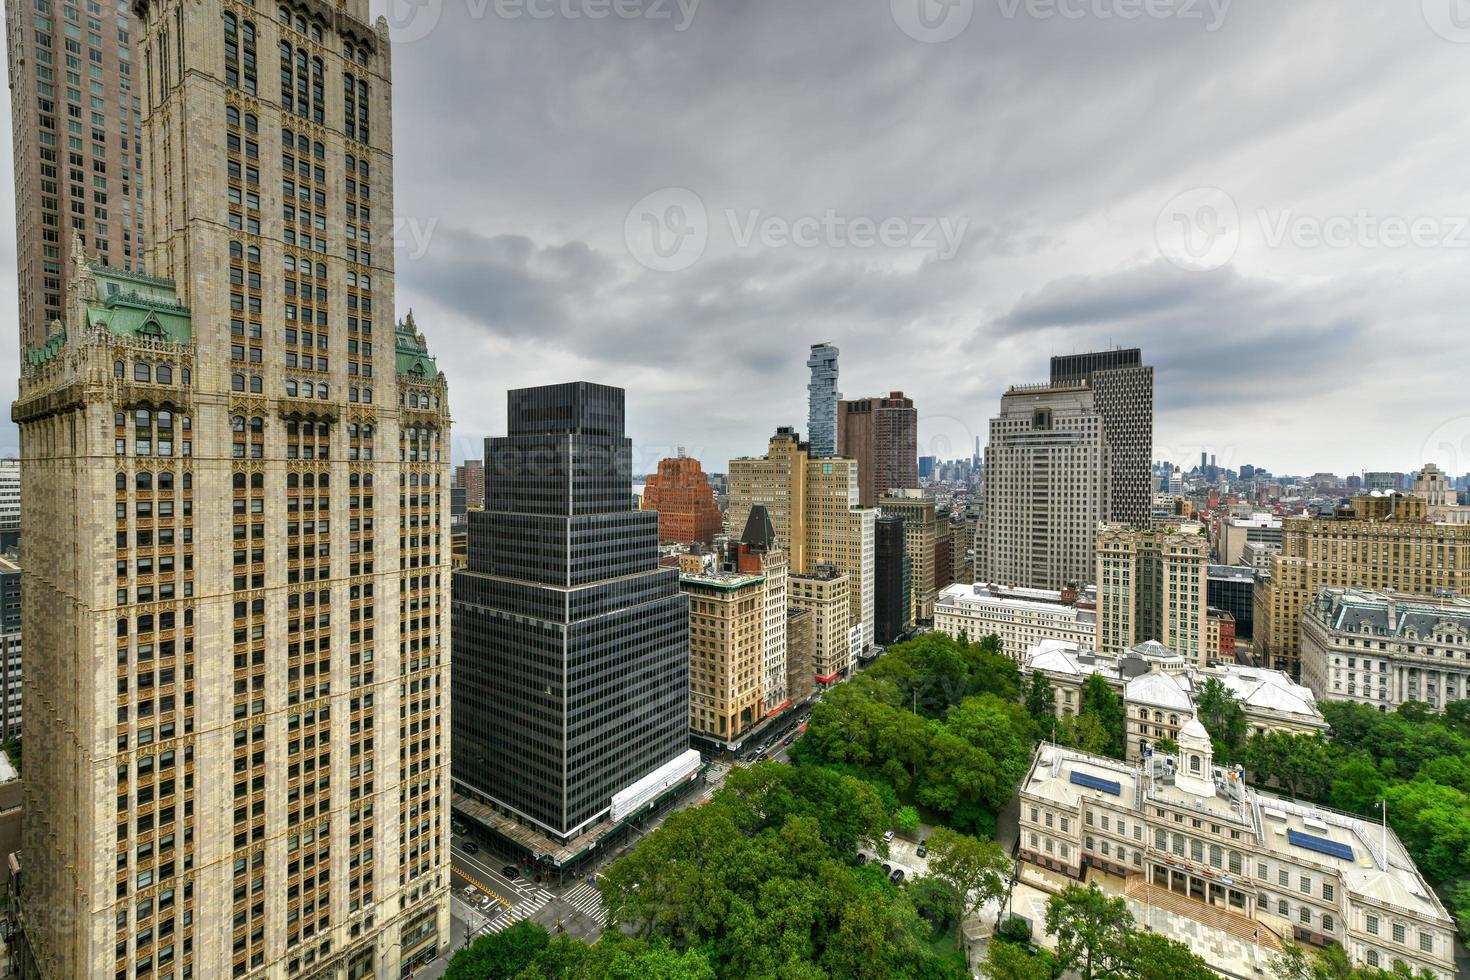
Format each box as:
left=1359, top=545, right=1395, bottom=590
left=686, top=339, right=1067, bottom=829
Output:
left=1287, top=828, right=1354, bottom=861
left=1069, top=771, right=1121, bottom=796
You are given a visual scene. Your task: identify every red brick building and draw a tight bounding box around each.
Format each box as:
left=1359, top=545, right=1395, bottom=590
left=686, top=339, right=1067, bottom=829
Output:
left=642, top=456, right=724, bottom=544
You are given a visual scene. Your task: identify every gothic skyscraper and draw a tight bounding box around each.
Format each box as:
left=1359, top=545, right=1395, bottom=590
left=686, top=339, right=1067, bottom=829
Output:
left=10, top=0, right=452, bottom=975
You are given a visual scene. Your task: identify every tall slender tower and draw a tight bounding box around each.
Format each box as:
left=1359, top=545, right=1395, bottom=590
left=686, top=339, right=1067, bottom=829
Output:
left=10, top=0, right=452, bottom=976
left=805, top=343, right=840, bottom=458
left=5, top=0, right=146, bottom=355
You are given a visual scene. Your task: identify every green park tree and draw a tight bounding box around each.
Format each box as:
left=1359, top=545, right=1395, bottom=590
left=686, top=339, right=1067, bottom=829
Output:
left=1044, top=884, right=1132, bottom=980
left=925, top=827, right=1012, bottom=950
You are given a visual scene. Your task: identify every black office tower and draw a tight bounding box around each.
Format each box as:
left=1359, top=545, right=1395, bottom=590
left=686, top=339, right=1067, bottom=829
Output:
left=874, top=514, right=911, bottom=646
left=1051, top=348, right=1154, bottom=526
left=452, top=383, right=692, bottom=844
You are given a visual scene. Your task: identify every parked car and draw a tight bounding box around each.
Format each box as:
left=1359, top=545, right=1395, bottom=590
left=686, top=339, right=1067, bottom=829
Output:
left=883, top=830, right=895, bottom=842
left=881, top=864, right=892, bottom=875
left=462, top=840, right=479, bottom=855
left=856, top=853, right=868, bottom=865
left=502, top=866, right=520, bottom=880
left=890, top=869, right=905, bottom=884
left=916, top=842, right=927, bottom=858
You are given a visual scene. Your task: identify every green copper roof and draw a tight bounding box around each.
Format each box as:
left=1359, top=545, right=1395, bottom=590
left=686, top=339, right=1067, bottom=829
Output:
left=395, top=310, right=439, bottom=378
left=89, top=266, right=192, bottom=344
left=25, top=262, right=192, bottom=367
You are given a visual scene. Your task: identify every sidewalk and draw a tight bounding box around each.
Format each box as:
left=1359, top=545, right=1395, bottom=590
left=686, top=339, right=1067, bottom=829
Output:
left=1008, top=870, right=1274, bottom=979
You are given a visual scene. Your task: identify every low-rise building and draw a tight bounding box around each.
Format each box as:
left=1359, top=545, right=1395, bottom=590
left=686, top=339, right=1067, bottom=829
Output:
left=1018, top=733, right=1455, bottom=978
left=935, top=581, right=1096, bottom=661
left=1025, top=639, right=1326, bottom=760
left=1300, top=588, right=1470, bottom=711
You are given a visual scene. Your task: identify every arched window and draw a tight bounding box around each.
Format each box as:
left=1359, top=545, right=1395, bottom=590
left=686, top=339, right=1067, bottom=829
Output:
left=285, top=380, right=298, bottom=397
left=158, top=472, right=174, bottom=491
left=249, top=376, right=263, bottom=394
left=114, top=360, right=125, bottom=378
left=226, top=104, right=240, bottom=128
left=1189, top=754, right=1202, bottom=774
left=156, top=364, right=172, bottom=384
left=224, top=14, right=240, bottom=89
left=136, top=472, right=153, bottom=491
left=233, top=473, right=246, bottom=490
left=232, top=374, right=245, bottom=393
left=231, top=416, right=245, bottom=432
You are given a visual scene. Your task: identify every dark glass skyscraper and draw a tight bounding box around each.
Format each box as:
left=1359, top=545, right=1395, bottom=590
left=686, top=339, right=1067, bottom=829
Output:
left=1051, top=348, right=1154, bottom=526
left=452, top=383, right=691, bottom=842
left=874, top=514, right=912, bottom=646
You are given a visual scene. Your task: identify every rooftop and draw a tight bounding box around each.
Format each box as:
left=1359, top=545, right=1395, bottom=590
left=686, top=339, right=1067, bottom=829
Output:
left=1022, top=745, right=1450, bottom=926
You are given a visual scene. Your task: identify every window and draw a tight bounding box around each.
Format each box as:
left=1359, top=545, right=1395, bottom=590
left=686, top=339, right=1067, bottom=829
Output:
left=1367, top=914, right=1379, bottom=936
left=1420, top=933, right=1433, bottom=953
left=1392, top=923, right=1405, bottom=944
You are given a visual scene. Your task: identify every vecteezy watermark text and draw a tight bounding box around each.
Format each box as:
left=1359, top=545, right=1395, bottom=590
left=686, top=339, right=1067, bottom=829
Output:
left=377, top=0, right=699, bottom=44
left=1156, top=187, right=1470, bottom=272
left=624, top=188, right=969, bottom=272
left=890, top=0, right=1229, bottom=43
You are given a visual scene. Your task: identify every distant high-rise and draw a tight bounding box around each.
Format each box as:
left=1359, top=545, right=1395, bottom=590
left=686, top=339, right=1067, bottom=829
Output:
left=1051, top=349, right=1153, bottom=525
left=1256, top=492, right=1470, bottom=675
left=728, top=429, right=875, bottom=658
left=1096, top=526, right=1209, bottom=663
left=806, top=343, right=841, bottom=458
left=0, top=555, right=19, bottom=741
left=453, top=383, right=696, bottom=845
left=5, top=0, right=144, bottom=355
left=981, top=382, right=1110, bottom=590
left=642, top=455, right=725, bottom=544
left=880, top=489, right=938, bottom=622
left=837, top=391, right=918, bottom=506
left=874, top=515, right=911, bottom=646
left=454, top=458, right=486, bottom=510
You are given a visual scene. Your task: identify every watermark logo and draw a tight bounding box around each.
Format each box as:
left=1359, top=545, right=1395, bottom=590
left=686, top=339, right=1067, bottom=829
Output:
left=377, top=0, right=444, bottom=42
left=481, top=0, right=700, bottom=30
left=1156, top=186, right=1240, bottom=272
left=393, top=216, right=440, bottom=261
left=891, top=0, right=974, bottom=42
left=1421, top=417, right=1470, bottom=473
left=624, top=188, right=709, bottom=273
left=374, top=0, right=699, bottom=42
left=1422, top=0, right=1470, bottom=42
left=893, top=0, right=1231, bottom=41
left=624, top=189, right=969, bottom=271
left=1258, top=211, right=1470, bottom=251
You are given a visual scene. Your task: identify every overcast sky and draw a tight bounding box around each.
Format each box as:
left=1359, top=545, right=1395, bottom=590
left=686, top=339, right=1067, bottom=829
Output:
left=3, top=0, right=1469, bottom=478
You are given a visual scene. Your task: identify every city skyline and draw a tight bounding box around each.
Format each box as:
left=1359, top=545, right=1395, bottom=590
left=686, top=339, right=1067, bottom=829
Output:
left=1, top=3, right=1469, bottom=476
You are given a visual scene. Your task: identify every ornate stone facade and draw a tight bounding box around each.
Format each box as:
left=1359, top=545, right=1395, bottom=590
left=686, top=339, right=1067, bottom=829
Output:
left=10, top=0, right=452, bottom=973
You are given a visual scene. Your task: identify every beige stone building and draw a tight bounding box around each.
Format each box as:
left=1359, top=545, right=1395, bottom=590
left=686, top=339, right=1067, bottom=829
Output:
left=789, top=565, right=851, bottom=682
left=1019, top=738, right=1455, bottom=978
left=682, top=568, right=767, bottom=746
left=934, top=581, right=1097, bottom=662
left=879, top=489, right=937, bottom=623
left=1096, top=525, right=1209, bottom=664
left=8, top=0, right=451, bottom=976
left=1025, top=639, right=1326, bottom=760
left=980, top=382, right=1109, bottom=591
left=729, top=429, right=874, bottom=657
left=1254, top=493, right=1470, bottom=675
left=5, top=0, right=145, bottom=354
left=1300, top=588, right=1470, bottom=712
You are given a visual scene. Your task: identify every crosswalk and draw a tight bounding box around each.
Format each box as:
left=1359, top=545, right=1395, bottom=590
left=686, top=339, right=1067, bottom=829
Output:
left=562, top=880, right=608, bottom=926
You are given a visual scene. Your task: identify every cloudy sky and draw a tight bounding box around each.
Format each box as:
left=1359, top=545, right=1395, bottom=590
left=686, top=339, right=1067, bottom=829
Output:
left=4, top=0, right=1470, bottom=478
